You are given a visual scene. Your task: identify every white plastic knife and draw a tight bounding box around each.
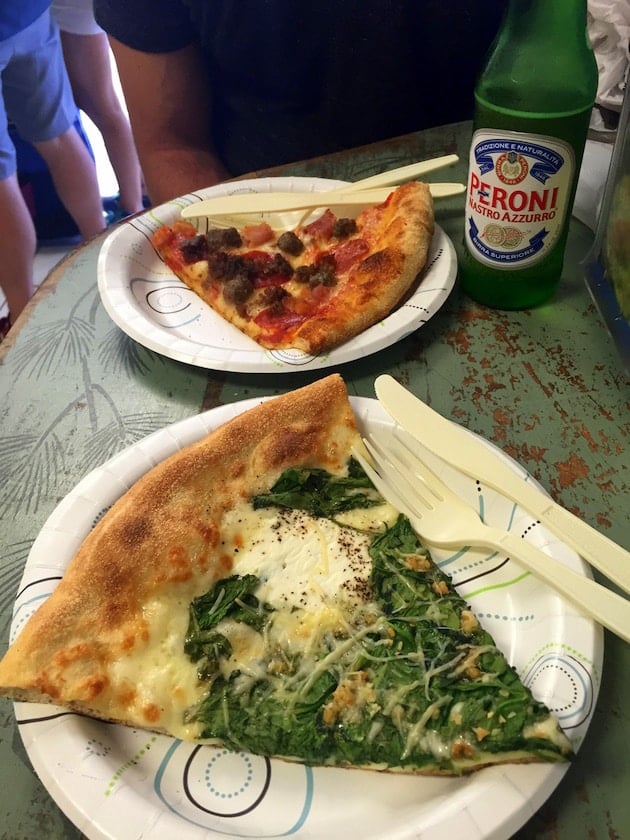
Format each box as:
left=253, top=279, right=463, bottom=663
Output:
left=181, top=181, right=464, bottom=219
left=180, top=188, right=395, bottom=219
left=375, top=374, right=630, bottom=594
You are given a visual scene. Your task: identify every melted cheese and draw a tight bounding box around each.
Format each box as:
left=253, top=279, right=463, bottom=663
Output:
left=215, top=504, right=383, bottom=684
left=523, top=715, right=573, bottom=750
left=222, top=504, right=375, bottom=619
left=108, top=594, right=207, bottom=738
left=219, top=619, right=267, bottom=680
left=108, top=501, right=381, bottom=738
left=334, top=501, right=398, bottom=531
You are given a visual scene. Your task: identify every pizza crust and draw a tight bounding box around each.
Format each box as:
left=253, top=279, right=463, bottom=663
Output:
left=0, top=375, right=360, bottom=736
left=273, top=181, right=434, bottom=354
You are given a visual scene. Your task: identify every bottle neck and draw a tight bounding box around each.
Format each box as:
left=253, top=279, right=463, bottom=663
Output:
left=500, top=0, right=589, bottom=42
left=478, top=0, right=597, bottom=115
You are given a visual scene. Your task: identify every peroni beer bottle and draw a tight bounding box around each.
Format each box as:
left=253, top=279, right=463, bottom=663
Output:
left=459, top=0, right=598, bottom=309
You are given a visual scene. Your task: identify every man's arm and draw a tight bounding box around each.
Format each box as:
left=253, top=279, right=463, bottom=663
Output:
left=109, top=37, right=230, bottom=204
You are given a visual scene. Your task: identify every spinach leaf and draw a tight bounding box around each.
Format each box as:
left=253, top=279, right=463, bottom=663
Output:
left=252, top=458, right=381, bottom=518
left=192, top=633, right=232, bottom=681
left=185, top=574, right=272, bottom=661
left=194, top=672, right=336, bottom=759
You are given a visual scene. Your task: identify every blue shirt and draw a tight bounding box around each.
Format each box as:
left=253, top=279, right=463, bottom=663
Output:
left=0, top=1, right=50, bottom=42
left=95, top=0, right=508, bottom=176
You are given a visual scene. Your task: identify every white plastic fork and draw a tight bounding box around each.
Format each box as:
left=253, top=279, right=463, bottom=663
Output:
left=328, top=154, right=460, bottom=193
left=353, top=427, right=630, bottom=643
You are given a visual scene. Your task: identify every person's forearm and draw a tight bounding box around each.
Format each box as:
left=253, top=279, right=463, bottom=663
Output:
left=139, top=144, right=231, bottom=206
left=106, top=39, right=229, bottom=206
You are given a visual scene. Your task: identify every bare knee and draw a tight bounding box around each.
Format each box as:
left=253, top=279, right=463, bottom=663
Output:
left=33, top=126, right=93, bottom=169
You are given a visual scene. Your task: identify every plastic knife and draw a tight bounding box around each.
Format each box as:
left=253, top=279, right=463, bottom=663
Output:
left=181, top=182, right=465, bottom=219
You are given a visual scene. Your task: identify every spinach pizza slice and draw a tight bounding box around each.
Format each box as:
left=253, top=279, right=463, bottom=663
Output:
left=0, top=374, right=572, bottom=774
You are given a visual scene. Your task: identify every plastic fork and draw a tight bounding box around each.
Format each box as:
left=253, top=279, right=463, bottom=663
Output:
left=353, top=427, right=630, bottom=643
left=328, top=154, right=460, bottom=193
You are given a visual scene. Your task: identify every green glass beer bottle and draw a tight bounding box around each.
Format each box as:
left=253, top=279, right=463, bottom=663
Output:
left=459, top=0, right=598, bottom=309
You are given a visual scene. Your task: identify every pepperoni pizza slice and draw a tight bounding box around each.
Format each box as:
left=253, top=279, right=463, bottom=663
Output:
left=151, top=182, right=434, bottom=354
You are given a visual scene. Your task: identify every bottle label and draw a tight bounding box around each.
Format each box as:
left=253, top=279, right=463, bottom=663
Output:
left=464, top=129, right=575, bottom=270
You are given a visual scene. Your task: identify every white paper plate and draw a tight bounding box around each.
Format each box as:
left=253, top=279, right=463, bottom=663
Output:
left=10, top=397, right=602, bottom=840
left=97, top=177, right=456, bottom=372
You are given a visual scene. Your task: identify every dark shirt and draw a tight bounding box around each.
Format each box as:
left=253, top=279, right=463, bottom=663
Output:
left=95, top=0, right=507, bottom=176
left=0, top=1, right=51, bottom=41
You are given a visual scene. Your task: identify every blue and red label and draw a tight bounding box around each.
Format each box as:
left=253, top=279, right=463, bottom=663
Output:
left=464, top=129, right=575, bottom=270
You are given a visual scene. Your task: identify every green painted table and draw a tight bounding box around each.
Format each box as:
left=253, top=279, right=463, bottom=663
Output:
left=1, top=121, right=628, bottom=839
